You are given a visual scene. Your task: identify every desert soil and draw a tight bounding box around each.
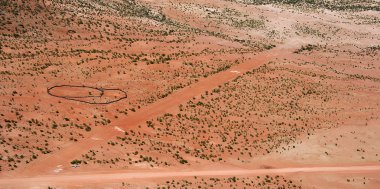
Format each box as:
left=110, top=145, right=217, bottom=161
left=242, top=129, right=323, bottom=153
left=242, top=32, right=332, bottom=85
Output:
left=1, top=0, right=380, bottom=188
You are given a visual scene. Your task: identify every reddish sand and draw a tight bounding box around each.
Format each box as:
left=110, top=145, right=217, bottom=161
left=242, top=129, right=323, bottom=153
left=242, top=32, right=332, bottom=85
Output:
left=1, top=165, right=380, bottom=188
left=7, top=46, right=286, bottom=177
left=1, top=0, right=380, bottom=188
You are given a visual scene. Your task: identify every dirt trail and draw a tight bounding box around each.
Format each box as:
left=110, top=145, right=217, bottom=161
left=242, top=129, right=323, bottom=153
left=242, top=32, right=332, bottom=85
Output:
left=4, top=47, right=285, bottom=177
left=1, top=165, right=380, bottom=187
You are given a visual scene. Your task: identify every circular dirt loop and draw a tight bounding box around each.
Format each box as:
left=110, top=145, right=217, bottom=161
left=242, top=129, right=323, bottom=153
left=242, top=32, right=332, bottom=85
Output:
left=47, top=85, right=127, bottom=104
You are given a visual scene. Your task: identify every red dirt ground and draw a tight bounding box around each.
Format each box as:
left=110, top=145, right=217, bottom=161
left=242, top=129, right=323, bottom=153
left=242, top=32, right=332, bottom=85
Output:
left=0, top=0, right=380, bottom=188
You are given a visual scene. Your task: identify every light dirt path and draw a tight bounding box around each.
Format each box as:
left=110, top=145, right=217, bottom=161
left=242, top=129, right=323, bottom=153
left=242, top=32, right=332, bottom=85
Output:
left=1, top=165, right=380, bottom=187
left=3, top=47, right=287, bottom=178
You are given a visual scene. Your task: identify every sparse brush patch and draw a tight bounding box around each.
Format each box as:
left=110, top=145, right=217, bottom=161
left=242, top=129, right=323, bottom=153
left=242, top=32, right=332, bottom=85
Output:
left=294, top=44, right=319, bottom=53
left=233, top=0, right=380, bottom=11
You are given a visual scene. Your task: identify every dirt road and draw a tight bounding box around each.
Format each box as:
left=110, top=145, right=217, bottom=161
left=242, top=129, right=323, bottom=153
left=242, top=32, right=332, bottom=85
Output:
left=4, top=47, right=287, bottom=177
left=1, top=165, right=380, bottom=187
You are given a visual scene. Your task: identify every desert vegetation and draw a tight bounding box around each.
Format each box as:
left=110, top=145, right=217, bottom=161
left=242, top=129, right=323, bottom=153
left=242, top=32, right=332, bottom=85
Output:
left=1, top=0, right=379, bottom=188
left=122, top=175, right=302, bottom=189
left=80, top=43, right=380, bottom=169
left=0, top=0, right=261, bottom=171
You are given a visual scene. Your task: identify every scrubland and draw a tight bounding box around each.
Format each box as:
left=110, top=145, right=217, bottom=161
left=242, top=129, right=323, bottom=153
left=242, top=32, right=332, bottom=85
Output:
left=0, top=0, right=380, bottom=188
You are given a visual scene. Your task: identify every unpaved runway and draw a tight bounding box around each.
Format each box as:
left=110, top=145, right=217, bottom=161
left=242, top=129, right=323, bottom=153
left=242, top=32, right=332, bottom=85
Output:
left=5, top=47, right=286, bottom=177
left=1, top=165, right=380, bottom=187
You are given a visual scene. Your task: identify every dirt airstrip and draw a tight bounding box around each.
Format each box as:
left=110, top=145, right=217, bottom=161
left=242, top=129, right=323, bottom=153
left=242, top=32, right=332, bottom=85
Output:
left=1, top=0, right=380, bottom=188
